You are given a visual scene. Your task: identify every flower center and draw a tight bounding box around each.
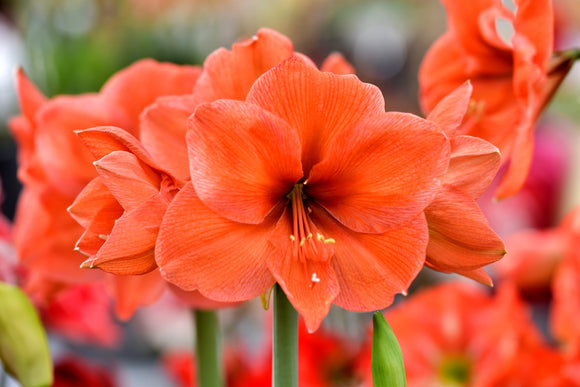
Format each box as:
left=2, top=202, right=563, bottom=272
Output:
left=288, top=183, right=335, bottom=285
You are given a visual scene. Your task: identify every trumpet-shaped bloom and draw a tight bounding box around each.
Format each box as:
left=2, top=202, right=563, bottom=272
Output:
left=156, top=57, right=451, bottom=332
left=419, top=0, right=557, bottom=198
left=9, top=60, right=201, bottom=317
left=424, top=83, right=505, bottom=285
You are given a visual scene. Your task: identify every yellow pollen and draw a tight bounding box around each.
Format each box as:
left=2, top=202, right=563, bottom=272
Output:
left=323, top=238, right=335, bottom=244
left=290, top=235, right=296, bottom=242
left=299, top=238, right=306, bottom=247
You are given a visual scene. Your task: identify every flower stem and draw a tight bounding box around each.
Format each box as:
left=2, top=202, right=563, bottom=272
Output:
left=194, top=309, right=223, bottom=387
left=272, top=284, right=298, bottom=387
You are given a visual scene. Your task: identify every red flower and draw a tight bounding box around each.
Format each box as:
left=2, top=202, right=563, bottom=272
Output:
left=9, top=60, right=201, bottom=317
left=156, top=56, right=451, bottom=332
left=550, top=207, right=580, bottom=350
left=419, top=0, right=559, bottom=199
left=41, top=283, right=120, bottom=347
left=53, top=357, right=116, bottom=387
left=424, top=83, right=505, bottom=285
left=360, top=282, right=571, bottom=386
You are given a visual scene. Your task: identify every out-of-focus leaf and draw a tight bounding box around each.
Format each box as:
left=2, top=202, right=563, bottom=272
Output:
left=372, top=311, right=406, bottom=387
left=0, top=283, right=53, bottom=387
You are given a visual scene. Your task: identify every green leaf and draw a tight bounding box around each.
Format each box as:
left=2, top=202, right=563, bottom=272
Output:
left=371, top=311, right=406, bottom=387
left=0, top=283, right=53, bottom=387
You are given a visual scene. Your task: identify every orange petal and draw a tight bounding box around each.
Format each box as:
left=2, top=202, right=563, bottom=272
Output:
left=140, top=95, right=197, bottom=181
left=320, top=53, right=355, bottom=75
left=267, top=206, right=339, bottom=333
left=455, top=267, right=493, bottom=286
left=307, top=112, right=449, bottom=233
left=13, top=188, right=102, bottom=284
left=192, top=28, right=294, bottom=104
left=512, top=0, right=553, bottom=70
left=425, top=186, right=505, bottom=273
left=100, top=59, right=202, bottom=133
left=427, top=82, right=473, bottom=137
left=442, top=135, right=501, bottom=198
left=93, top=151, right=160, bottom=212
left=419, top=33, right=469, bottom=114
left=76, top=126, right=158, bottom=167
left=68, top=177, right=124, bottom=235
left=15, top=68, right=46, bottom=122
left=440, top=0, right=513, bottom=69
left=314, top=208, right=428, bottom=312
left=494, top=120, right=534, bottom=199
left=168, top=284, right=240, bottom=310
left=81, top=195, right=165, bottom=275
left=35, top=96, right=129, bottom=196
left=107, top=270, right=166, bottom=320
left=75, top=229, right=104, bottom=258
left=247, top=56, right=385, bottom=174
left=156, top=182, right=276, bottom=301
left=187, top=100, right=303, bottom=224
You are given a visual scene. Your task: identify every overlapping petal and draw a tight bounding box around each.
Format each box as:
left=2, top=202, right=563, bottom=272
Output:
left=156, top=182, right=276, bottom=301
left=306, top=112, right=449, bottom=233
left=425, top=186, right=505, bottom=274
left=187, top=100, right=303, bottom=224
left=81, top=195, right=165, bottom=275
left=140, top=96, right=198, bottom=181
left=100, top=59, right=202, bottom=132
left=443, top=135, right=501, bottom=198
left=315, top=210, right=428, bottom=312
left=192, top=28, right=294, bottom=104
left=247, top=56, right=386, bottom=175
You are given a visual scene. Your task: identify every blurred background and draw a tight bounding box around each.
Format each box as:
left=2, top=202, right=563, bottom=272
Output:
left=1, top=0, right=580, bottom=386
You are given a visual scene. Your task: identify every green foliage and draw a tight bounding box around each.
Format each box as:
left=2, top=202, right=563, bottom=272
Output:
left=371, top=311, right=406, bottom=387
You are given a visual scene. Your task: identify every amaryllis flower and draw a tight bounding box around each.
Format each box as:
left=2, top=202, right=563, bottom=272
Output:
left=359, top=282, right=569, bottom=387
left=156, top=56, right=451, bottom=332
left=423, top=83, right=505, bottom=285
left=9, top=60, right=201, bottom=316
left=68, top=127, right=235, bottom=315
left=419, top=0, right=574, bottom=199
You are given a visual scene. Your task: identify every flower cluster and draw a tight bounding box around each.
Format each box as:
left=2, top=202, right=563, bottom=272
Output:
left=10, top=28, right=506, bottom=333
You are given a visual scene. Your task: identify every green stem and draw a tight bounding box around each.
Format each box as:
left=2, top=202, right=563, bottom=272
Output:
left=272, top=284, right=298, bottom=387
left=194, top=309, right=223, bottom=387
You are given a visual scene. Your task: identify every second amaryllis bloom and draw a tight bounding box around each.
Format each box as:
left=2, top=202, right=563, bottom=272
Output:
left=156, top=56, right=452, bottom=332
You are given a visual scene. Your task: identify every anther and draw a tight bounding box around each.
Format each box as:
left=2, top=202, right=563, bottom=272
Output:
left=290, top=235, right=296, bottom=242
left=311, top=273, right=320, bottom=283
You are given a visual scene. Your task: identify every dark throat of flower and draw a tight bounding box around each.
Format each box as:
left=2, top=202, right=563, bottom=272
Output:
left=287, top=183, right=335, bottom=287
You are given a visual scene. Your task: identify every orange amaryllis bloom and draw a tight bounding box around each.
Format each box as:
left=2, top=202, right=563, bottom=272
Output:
left=156, top=56, right=451, bottom=332
left=9, top=60, right=201, bottom=317
left=419, top=0, right=570, bottom=199
left=424, top=83, right=505, bottom=285
left=364, top=282, right=569, bottom=386
left=68, top=127, right=180, bottom=275
left=140, top=28, right=354, bottom=182
left=68, top=127, right=234, bottom=315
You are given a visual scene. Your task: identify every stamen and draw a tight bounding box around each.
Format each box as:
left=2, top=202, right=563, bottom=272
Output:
left=311, top=273, right=321, bottom=283
left=290, top=235, right=295, bottom=242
